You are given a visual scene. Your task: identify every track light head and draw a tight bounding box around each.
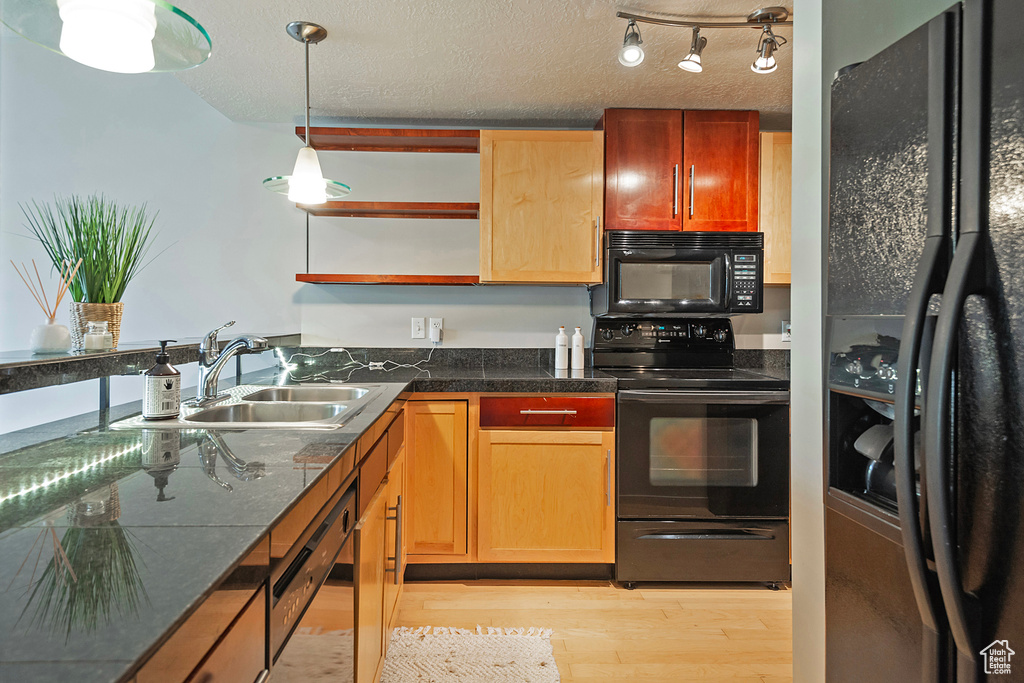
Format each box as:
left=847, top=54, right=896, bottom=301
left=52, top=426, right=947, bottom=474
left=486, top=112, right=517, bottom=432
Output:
left=678, top=26, right=707, bottom=73
left=751, top=24, right=785, bottom=74
left=618, top=20, right=645, bottom=67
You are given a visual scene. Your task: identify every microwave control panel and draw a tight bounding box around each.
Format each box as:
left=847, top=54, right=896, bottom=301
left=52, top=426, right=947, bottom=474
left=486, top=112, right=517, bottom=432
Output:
left=731, top=254, right=761, bottom=309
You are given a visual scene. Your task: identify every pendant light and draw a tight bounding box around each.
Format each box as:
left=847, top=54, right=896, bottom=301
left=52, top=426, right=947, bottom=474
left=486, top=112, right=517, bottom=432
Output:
left=263, top=21, right=350, bottom=206
left=0, top=0, right=210, bottom=73
left=677, top=26, right=707, bottom=73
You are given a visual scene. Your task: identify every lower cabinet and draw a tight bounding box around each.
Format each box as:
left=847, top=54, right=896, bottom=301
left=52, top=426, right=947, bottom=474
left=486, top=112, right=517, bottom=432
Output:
left=383, top=446, right=406, bottom=625
left=187, top=587, right=267, bottom=683
left=477, top=429, right=616, bottom=563
left=405, top=400, right=469, bottom=557
left=355, top=484, right=388, bottom=683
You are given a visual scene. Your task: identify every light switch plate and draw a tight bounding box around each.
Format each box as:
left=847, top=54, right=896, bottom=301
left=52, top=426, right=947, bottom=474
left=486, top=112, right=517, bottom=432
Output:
left=411, top=317, right=426, bottom=339
left=781, top=321, right=792, bottom=343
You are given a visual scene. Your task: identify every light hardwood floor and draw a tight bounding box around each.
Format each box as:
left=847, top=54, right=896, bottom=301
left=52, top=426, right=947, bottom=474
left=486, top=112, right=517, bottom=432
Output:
left=300, top=579, right=792, bottom=682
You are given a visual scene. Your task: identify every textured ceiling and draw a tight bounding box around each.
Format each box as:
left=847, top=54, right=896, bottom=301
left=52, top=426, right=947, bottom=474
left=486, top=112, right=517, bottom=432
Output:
left=173, top=0, right=793, bottom=129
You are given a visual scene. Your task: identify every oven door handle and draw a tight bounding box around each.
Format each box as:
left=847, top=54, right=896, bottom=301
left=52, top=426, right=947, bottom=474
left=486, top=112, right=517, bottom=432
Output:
left=618, top=389, right=790, bottom=404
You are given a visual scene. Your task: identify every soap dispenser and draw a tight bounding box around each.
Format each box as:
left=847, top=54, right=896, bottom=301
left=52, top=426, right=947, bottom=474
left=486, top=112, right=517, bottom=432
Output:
left=143, top=340, right=181, bottom=420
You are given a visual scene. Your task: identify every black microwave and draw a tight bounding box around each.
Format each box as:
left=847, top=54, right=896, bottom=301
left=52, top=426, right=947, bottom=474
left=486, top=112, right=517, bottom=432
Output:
left=590, top=231, right=764, bottom=316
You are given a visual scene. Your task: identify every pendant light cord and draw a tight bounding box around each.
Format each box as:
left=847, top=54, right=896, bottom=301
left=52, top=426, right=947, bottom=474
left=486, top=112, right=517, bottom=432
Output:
left=304, top=39, right=311, bottom=146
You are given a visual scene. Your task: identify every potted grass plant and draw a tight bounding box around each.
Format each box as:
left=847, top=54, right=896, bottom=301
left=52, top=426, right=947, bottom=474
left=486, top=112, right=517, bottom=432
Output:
left=22, top=194, right=159, bottom=350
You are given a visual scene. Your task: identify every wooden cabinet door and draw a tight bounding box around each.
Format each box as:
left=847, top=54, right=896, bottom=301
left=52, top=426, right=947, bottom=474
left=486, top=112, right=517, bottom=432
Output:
left=604, top=109, right=683, bottom=231
left=186, top=588, right=267, bottom=683
left=682, top=110, right=760, bottom=232
left=354, top=485, right=387, bottom=683
left=477, top=430, right=615, bottom=563
left=480, top=130, right=604, bottom=284
left=759, top=132, right=792, bottom=284
left=383, top=446, right=405, bottom=629
left=405, top=401, right=469, bottom=556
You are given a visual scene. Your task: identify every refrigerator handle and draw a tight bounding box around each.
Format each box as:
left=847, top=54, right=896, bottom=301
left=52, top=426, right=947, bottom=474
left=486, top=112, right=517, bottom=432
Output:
left=894, top=235, right=947, bottom=678
left=925, top=231, right=984, bottom=682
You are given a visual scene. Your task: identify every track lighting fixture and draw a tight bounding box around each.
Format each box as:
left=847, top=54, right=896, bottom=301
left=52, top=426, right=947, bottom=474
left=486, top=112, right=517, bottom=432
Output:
left=615, top=6, right=791, bottom=75
left=618, top=19, right=644, bottom=67
left=677, top=26, right=707, bottom=73
left=751, top=24, right=786, bottom=74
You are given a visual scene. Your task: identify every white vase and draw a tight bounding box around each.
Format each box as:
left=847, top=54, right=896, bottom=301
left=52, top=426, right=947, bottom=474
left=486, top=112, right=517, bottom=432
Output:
left=30, top=321, right=72, bottom=354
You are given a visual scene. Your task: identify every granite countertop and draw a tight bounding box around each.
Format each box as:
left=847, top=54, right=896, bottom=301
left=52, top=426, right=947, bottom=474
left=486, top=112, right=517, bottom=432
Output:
left=0, top=351, right=786, bottom=682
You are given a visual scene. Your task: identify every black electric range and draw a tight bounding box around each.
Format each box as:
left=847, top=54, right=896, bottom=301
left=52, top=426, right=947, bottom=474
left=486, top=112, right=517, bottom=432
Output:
left=592, top=316, right=791, bottom=587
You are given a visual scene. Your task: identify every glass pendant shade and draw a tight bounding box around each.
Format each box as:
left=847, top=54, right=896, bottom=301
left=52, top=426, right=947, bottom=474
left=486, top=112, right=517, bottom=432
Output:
left=0, top=0, right=210, bottom=73
left=287, top=147, right=328, bottom=204
left=58, top=0, right=156, bottom=73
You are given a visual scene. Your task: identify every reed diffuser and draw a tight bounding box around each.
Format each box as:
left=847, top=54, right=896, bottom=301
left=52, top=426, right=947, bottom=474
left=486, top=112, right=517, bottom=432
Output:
left=11, top=257, right=82, bottom=354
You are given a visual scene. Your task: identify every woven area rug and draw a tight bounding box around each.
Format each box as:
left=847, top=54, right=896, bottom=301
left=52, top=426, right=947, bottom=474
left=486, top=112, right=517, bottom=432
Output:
left=380, top=626, right=560, bottom=682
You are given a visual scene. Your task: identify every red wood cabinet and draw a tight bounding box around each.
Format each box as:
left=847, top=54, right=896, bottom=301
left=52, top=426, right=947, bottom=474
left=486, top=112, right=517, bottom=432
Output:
left=683, top=110, right=760, bottom=232
left=603, top=109, right=683, bottom=231
left=603, top=109, right=759, bottom=232
left=479, top=396, right=615, bottom=428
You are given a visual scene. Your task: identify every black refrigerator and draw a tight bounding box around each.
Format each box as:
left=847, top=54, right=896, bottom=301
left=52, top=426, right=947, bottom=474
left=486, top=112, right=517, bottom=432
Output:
left=825, top=0, right=1024, bottom=681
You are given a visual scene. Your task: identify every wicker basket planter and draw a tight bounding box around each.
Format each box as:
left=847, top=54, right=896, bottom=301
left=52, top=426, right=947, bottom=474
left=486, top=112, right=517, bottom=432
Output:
left=70, top=302, right=124, bottom=350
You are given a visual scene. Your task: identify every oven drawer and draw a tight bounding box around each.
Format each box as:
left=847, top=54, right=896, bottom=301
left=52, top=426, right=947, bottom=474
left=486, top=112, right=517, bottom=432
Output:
left=479, top=396, right=614, bottom=428
left=616, top=519, right=790, bottom=583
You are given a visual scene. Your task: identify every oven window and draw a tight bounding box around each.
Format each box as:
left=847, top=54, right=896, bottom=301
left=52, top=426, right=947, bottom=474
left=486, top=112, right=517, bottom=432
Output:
left=619, top=262, right=712, bottom=301
left=649, top=417, right=759, bottom=487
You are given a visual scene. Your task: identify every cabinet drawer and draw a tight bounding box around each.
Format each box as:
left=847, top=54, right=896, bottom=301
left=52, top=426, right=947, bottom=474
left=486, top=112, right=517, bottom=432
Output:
left=359, top=435, right=388, bottom=517
left=479, top=396, right=614, bottom=428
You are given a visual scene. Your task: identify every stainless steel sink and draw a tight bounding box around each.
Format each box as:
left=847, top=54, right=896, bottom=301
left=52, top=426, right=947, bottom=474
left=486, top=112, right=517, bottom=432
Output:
left=243, top=386, right=372, bottom=403
left=110, top=383, right=384, bottom=430
left=186, top=402, right=350, bottom=424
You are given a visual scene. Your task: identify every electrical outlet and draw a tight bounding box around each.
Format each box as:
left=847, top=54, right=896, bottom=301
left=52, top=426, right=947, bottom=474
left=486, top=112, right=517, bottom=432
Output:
left=411, top=317, right=426, bottom=339
left=781, top=321, right=792, bottom=343
left=429, top=318, right=444, bottom=344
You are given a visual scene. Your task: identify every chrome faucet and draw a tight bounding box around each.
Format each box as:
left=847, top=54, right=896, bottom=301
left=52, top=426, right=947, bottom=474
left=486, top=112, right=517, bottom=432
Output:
left=188, top=321, right=268, bottom=407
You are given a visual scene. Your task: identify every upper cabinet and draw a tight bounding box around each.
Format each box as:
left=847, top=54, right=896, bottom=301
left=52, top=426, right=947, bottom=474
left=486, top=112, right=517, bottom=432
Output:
left=603, top=109, right=760, bottom=232
left=759, top=132, right=792, bottom=285
left=479, top=130, right=604, bottom=284
left=683, top=111, right=760, bottom=232
left=604, top=109, right=683, bottom=231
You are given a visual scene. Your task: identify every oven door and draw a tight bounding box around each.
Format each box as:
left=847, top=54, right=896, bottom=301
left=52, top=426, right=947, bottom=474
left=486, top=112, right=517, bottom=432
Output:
left=606, top=249, right=730, bottom=315
left=617, top=389, right=790, bottom=519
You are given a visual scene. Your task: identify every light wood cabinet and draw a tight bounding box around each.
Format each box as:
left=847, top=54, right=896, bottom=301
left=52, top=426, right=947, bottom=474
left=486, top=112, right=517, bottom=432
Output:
left=383, top=446, right=406, bottom=627
left=354, top=485, right=388, bottom=683
left=405, top=401, right=469, bottom=556
left=759, top=131, right=792, bottom=284
left=477, top=430, right=616, bottom=563
left=186, top=588, right=267, bottom=683
left=479, top=130, right=604, bottom=284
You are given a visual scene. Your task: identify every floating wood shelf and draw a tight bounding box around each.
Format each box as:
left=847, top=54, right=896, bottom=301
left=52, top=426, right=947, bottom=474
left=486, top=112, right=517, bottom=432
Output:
left=298, top=201, right=480, bottom=220
left=296, top=274, right=480, bottom=286
left=296, top=127, right=481, bottom=153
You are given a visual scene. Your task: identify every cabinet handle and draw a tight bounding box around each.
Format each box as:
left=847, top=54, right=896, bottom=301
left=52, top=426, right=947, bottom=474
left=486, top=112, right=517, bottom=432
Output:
left=385, top=494, right=402, bottom=585
left=689, top=165, right=695, bottom=218
left=605, top=449, right=612, bottom=506
left=594, top=217, right=601, bottom=266
left=519, top=409, right=577, bottom=415
left=673, top=164, right=679, bottom=217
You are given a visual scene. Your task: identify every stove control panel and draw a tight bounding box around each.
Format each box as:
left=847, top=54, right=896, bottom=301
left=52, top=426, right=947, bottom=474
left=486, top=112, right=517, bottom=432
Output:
left=592, top=318, right=733, bottom=352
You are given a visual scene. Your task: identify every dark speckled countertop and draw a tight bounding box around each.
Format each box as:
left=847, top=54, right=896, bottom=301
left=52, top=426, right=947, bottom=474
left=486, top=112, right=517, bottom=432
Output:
left=0, top=349, right=785, bottom=682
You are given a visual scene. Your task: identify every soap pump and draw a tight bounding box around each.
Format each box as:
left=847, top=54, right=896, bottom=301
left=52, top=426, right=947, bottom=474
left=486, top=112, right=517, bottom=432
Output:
left=143, top=340, right=181, bottom=420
